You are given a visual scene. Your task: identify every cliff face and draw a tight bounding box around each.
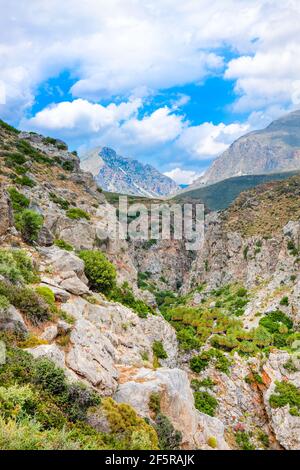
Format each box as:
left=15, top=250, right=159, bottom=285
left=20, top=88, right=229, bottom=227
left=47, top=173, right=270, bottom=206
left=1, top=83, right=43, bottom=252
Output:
left=1, top=120, right=300, bottom=451
left=190, top=110, right=300, bottom=188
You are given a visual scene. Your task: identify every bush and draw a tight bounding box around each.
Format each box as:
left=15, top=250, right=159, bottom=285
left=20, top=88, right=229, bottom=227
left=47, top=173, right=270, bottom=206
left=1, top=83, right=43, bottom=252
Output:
left=15, top=176, right=36, bottom=187
left=280, top=296, right=289, bottom=306
left=66, top=208, right=90, bottom=220
left=66, top=383, right=101, bottom=422
left=154, top=413, right=182, bottom=450
left=15, top=209, right=43, bottom=243
left=33, top=358, right=67, bottom=395
left=235, top=430, right=255, bottom=450
left=35, top=286, right=56, bottom=309
left=149, top=393, right=161, bottom=415
left=108, top=282, right=152, bottom=318
left=0, top=249, right=36, bottom=284
left=194, top=391, right=218, bottom=416
left=269, top=380, right=300, bottom=416
left=152, top=341, right=168, bottom=360
left=79, top=250, right=116, bottom=294
left=190, top=348, right=231, bottom=374
left=8, top=187, right=30, bottom=212
left=54, top=239, right=73, bottom=251
left=0, top=282, right=50, bottom=325
left=49, top=193, right=70, bottom=210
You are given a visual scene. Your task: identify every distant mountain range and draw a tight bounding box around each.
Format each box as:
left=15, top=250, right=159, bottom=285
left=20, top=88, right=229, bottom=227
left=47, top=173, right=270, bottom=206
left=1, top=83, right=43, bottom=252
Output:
left=80, top=147, right=179, bottom=197
left=189, top=109, right=300, bottom=190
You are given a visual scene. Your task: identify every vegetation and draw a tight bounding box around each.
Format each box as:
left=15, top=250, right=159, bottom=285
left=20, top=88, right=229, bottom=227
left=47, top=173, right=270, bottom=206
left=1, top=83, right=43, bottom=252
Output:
left=0, top=338, right=159, bottom=450
left=190, top=348, right=231, bottom=374
left=66, top=208, right=90, bottom=220
left=0, top=282, right=50, bottom=325
left=269, top=380, right=300, bottom=416
left=152, top=341, right=168, bottom=361
left=54, top=239, right=74, bottom=251
left=15, top=209, right=43, bottom=243
left=0, top=249, right=37, bottom=284
left=0, top=120, right=20, bottom=134
left=194, top=391, right=218, bottom=416
left=108, top=282, right=152, bottom=318
left=235, top=430, right=255, bottom=450
left=49, top=193, right=70, bottom=210
left=79, top=250, right=116, bottom=294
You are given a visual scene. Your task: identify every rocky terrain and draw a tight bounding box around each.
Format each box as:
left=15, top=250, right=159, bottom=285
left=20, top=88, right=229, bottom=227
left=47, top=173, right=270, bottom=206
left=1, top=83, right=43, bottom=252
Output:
left=0, top=118, right=300, bottom=451
left=189, top=109, right=300, bottom=188
left=80, top=146, right=179, bottom=197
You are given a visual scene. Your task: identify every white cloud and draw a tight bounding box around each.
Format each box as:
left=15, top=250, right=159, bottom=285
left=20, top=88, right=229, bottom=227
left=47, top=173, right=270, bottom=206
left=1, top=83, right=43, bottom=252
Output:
left=176, top=122, right=250, bottom=160
left=23, top=97, right=142, bottom=135
left=164, top=168, right=202, bottom=185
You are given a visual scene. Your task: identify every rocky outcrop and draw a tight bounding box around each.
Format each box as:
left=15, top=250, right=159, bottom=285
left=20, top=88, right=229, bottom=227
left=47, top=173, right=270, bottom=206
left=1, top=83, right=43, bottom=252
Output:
left=114, top=367, right=229, bottom=450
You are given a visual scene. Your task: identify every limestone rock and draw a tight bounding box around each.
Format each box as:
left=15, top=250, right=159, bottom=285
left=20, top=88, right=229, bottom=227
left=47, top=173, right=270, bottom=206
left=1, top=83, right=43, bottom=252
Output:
left=0, top=305, right=27, bottom=335
left=114, top=367, right=229, bottom=450
left=60, top=276, right=89, bottom=295
left=41, top=325, right=58, bottom=342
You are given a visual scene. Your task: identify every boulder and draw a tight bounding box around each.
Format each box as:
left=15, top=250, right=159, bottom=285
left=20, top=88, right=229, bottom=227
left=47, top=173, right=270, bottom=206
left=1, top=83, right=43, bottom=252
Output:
left=41, top=325, right=58, bottom=342
left=0, top=305, right=27, bottom=335
left=60, top=276, right=89, bottom=295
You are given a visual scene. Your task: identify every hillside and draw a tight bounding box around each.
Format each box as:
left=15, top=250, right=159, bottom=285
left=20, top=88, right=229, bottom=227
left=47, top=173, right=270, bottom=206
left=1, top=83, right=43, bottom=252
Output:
left=173, top=171, right=300, bottom=211
left=1, top=118, right=300, bottom=451
left=190, top=109, right=300, bottom=189
left=80, top=146, right=179, bottom=197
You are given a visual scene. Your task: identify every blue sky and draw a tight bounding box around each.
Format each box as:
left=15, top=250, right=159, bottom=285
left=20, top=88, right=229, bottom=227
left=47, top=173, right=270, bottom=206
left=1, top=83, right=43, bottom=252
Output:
left=0, top=0, right=300, bottom=184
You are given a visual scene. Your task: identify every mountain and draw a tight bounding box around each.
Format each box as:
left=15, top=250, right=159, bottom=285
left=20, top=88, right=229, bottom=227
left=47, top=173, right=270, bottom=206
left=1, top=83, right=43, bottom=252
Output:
left=2, top=118, right=300, bottom=450
left=80, top=146, right=179, bottom=197
left=173, top=170, right=300, bottom=211
left=189, top=109, right=300, bottom=189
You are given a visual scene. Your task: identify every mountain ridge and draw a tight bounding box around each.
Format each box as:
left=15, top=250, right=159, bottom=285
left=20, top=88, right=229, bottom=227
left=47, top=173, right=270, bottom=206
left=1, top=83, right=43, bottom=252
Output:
left=189, top=109, right=300, bottom=189
left=80, top=146, right=179, bottom=197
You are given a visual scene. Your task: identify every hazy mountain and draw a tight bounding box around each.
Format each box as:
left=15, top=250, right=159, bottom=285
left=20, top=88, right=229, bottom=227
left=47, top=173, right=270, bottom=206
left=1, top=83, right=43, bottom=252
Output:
left=189, top=109, right=300, bottom=189
left=80, top=147, right=179, bottom=197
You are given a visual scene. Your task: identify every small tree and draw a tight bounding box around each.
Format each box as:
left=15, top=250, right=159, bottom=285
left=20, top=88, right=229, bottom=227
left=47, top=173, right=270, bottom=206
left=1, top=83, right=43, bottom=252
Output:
left=15, top=209, right=43, bottom=243
left=79, top=250, right=116, bottom=294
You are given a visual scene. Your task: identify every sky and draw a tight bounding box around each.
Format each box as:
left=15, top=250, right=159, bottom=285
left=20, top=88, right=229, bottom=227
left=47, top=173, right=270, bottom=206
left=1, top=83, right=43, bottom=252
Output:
left=1, top=1, right=300, bottom=184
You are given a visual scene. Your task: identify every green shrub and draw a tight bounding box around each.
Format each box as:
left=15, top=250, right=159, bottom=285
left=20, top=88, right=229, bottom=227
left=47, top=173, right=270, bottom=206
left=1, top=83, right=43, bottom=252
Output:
left=0, top=384, right=37, bottom=420
left=149, top=393, right=161, bottom=415
left=35, top=286, right=55, bottom=309
left=49, top=193, right=70, bottom=210
left=79, top=250, right=116, bottom=294
left=190, top=348, right=231, bottom=374
left=33, top=358, right=67, bottom=395
left=61, top=161, right=74, bottom=172
left=194, top=391, right=218, bottom=416
left=15, top=176, right=36, bottom=187
left=66, top=383, right=101, bottom=422
left=66, top=208, right=90, bottom=220
left=0, top=295, right=10, bottom=310
left=5, top=152, right=26, bottom=166
left=269, top=380, right=300, bottom=416
left=152, top=341, right=168, bottom=360
left=15, top=209, right=43, bottom=243
left=279, top=296, right=289, bottom=306
left=154, top=413, right=182, bottom=450
left=0, top=282, right=50, bottom=325
left=54, top=239, right=73, bottom=251
left=0, top=249, right=36, bottom=284
left=207, top=436, right=218, bottom=448
left=235, top=430, right=255, bottom=450
left=108, top=282, right=152, bottom=318
left=191, top=377, right=215, bottom=390
left=8, top=187, right=30, bottom=212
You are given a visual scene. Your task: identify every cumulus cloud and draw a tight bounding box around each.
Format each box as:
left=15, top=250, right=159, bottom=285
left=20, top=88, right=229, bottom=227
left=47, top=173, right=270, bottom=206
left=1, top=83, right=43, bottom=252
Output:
left=176, top=122, right=250, bottom=160
left=164, top=168, right=202, bottom=185
left=23, top=97, right=142, bottom=135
